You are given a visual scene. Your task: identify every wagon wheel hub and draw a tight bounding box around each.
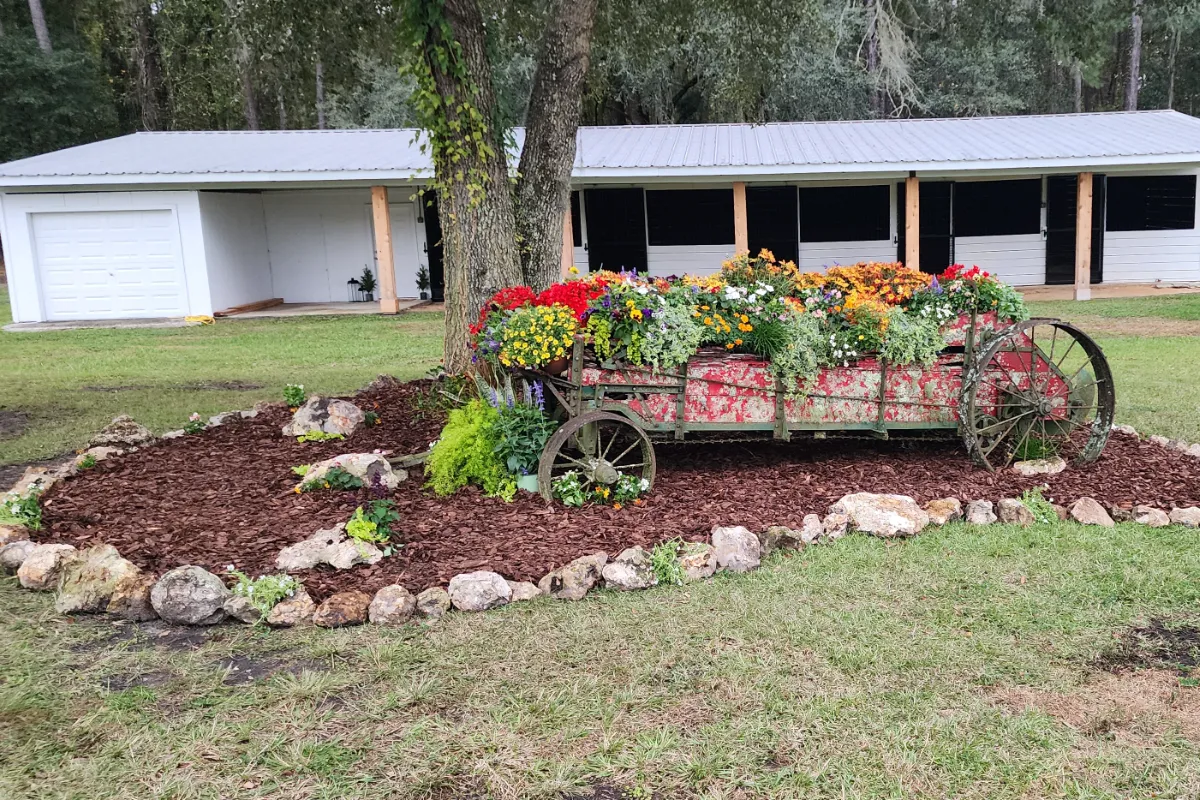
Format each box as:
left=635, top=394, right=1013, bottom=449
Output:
left=591, top=460, right=620, bottom=485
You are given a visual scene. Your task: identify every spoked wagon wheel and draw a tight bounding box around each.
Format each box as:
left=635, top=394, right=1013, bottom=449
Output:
left=537, top=411, right=657, bottom=501
left=961, top=318, right=1115, bottom=472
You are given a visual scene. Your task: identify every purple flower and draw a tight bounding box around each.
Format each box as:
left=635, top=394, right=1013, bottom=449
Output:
left=931, top=275, right=943, bottom=295
left=531, top=380, right=545, bottom=410
left=643, top=308, right=653, bottom=320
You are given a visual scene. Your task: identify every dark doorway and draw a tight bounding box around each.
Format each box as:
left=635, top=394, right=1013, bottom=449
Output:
left=421, top=192, right=445, bottom=301
left=747, top=186, right=799, bottom=262
left=1046, top=175, right=1104, bottom=286
left=584, top=188, right=647, bottom=273
left=897, top=181, right=953, bottom=273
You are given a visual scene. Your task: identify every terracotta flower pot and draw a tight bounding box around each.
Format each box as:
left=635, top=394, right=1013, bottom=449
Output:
left=542, top=357, right=570, bottom=375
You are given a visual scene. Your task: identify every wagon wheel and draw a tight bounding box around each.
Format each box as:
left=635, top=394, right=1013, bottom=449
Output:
left=537, top=411, right=656, bottom=501
left=961, top=318, right=1115, bottom=472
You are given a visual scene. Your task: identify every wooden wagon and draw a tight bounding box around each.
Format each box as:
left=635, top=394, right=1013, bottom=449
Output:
left=519, top=311, right=1115, bottom=500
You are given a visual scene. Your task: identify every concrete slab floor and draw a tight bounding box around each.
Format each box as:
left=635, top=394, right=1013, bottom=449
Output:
left=1019, top=282, right=1200, bottom=301
left=227, top=300, right=430, bottom=318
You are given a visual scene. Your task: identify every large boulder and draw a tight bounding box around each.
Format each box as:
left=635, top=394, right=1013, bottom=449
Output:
left=369, top=585, right=416, bottom=625
left=17, top=544, right=77, bottom=591
left=0, top=540, right=37, bottom=573
left=997, top=498, right=1035, bottom=526
left=449, top=571, right=512, bottom=612
left=54, top=544, right=142, bottom=614
left=299, top=453, right=406, bottom=492
left=415, top=586, right=452, bottom=619
left=266, top=589, right=316, bottom=627
left=828, top=493, right=929, bottom=538
left=106, top=573, right=159, bottom=621
left=89, top=415, right=154, bottom=448
left=679, top=542, right=716, bottom=582
left=150, top=566, right=230, bottom=625
left=711, top=526, right=761, bottom=573
left=1168, top=507, right=1200, bottom=528
left=282, top=397, right=365, bottom=438
left=965, top=500, right=997, bottom=525
left=539, top=552, right=608, bottom=601
left=1069, top=497, right=1115, bottom=527
left=602, top=547, right=658, bottom=591
left=313, top=590, right=372, bottom=628
left=924, top=498, right=963, bottom=526
left=1132, top=505, right=1170, bottom=528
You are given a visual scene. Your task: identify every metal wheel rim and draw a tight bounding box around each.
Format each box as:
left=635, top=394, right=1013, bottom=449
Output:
left=537, top=411, right=657, bottom=501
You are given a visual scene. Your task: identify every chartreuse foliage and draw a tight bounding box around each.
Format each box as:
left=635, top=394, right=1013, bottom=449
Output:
left=425, top=399, right=515, bottom=500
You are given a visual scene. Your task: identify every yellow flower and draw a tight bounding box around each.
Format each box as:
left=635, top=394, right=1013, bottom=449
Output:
left=739, top=314, right=749, bottom=323
left=568, top=266, right=579, bottom=274
left=725, top=342, right=735, bottom=349
left=703, top=316, right=713, bottom=325
left=734, top=338, right=743, bottom=345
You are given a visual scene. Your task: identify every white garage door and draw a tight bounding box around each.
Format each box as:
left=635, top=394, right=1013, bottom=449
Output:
left=32, top=209, right=188, bottom=321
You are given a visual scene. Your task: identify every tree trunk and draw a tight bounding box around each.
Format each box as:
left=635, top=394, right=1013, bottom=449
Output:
left=277, top=88, right=287, bottom=128
left=865, top=0, right=884, bottom=117
left=1125, top=0, right=1142, bottom=111
left=315, top=59, right=327, bottom=129
left=1167, top=28, right=1180, bottom=109
left=421, top=0, right=522, bottom=371
left=27, top=0, right=52, bottom=53
left=128, top=0, right=168, bottom=131
left=514, top=0, right=600, bottom=290
left=237, top=42, right=260, bottom=130
left=1072, top=61, right=1082, bottom=113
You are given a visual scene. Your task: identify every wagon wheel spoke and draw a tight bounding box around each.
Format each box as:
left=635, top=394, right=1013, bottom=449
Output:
left=608, top=441, right=641, bottom=467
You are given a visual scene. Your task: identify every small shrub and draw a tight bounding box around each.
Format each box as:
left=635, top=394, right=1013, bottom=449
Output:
left=184, top=412, right=206, bottom=434
left=1015, top=433, right=1059, bottom=461
left=881, top=308, right=946, bottom=367
left=345, top=500, right=400, bottom=550
left=284, top=384, right=306, bottom=408
left=1020, top=486, right=1058, bottom=524
left=0, top=489, right=41, bottom=531
left=493, top=401, right=556, bottom=476
left=553, top=471, right=586, bottom=507
left=425, top=399, right=514, bottom=499
left=358, top=266, right=377, bottom=297
left=78, top=454, right=97, bottom=470
left=296, top=430, right=344, bottom=444
left=226, top=567, right=300, bottom=617
left=364, top=410, right=381, bottom=426
left=650, top=539, right=685, bottom=586
left=291, top=464, right=310, bottom=476
left=301, top=466, right=363, bottom=492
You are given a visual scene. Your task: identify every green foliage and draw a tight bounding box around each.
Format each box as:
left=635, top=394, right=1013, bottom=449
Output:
left=425, top=400, right=514, bottom=499
left=744, top=317, right=791, bottom=359
left=358, top=266, right=377, bottom=297
left=291, top=464, right=310, bottom=476
left=0, top=489, right=42, bottom=531
left=364, top=410, right=381, bottom=426
left=881, top=309, right=946, bottom=367
left=346, top=499, right=400, bottom=546
left=650, top=539, right=685, bottom=587
left=769, top=313, right=823, bottom=396
left=416, top=265, right=431, bottom=293
left=0, top=38, right=118, bottom=163
left=301, top=467, right=363, bottom=492
left=1020, top=486, right=1059, bottom=525
left=284, top=384, right=306, bottom=408
left=226, top=567, right=300, bottom=617
left=295, top=430, right=344, bottom=443
left=1015, top=433, right=1060, bottom=461
left=586, top=315, right=616, bottom=362
left=77, top=454, right=97, bottom=470
left=552, top=471, right=586, bottom=507
left=325, top=54, right=419, bottom=129
left=184, top=413, right=206, bottom=435
left=641, top=304, right=704, bottom=371
left=493, top=402, right=556, bottom=476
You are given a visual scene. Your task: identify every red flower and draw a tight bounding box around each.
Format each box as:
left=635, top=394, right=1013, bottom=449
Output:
left=474, top=285, right=536, bottom=331
left=535, top=281, right=604, bottom=321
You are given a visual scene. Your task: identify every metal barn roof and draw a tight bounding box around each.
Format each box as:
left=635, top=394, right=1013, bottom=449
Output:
left=2, top=110, right=1199, bottom=189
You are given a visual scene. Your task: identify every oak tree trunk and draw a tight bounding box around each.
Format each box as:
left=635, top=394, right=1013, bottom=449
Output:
left=128, top=0, right=168, bottom=131
left=315, top=59, right=327, bottom=129
left=1125, top=0, right=1142, bottom=111
left=515, top=0, right=600, bottom=291
left=1167, top=28, right=1180, bottom=109
left=1072, top=61, right=1082, bottom=113
left=422, top=0, right=522, bottom=371
left=237, top=42, right=260, bottom=130
left=865, top=0, right=884, bottom=117
left=27, top=0, right=52, bottom=53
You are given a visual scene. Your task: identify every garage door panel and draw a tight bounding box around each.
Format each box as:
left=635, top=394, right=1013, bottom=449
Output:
left=32, top=209, right=187, bottom=321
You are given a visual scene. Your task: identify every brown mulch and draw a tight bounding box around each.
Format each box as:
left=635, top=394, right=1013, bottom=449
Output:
left=34, top=379, right=1200, bottom=603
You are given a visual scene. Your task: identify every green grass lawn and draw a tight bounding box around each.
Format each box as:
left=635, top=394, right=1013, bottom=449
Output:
left=1028, top=292, right=1200, bottom=321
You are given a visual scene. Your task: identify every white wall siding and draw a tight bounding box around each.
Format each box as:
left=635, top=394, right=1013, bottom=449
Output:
left=572, top=247, right=589, bottom=273
left=0, top=190, right=209, bottom=323
left=797, top=240, right=896, bottom=271
left=954, top=234, right=1046, bottom=286
left=646, top=244, right=734, bottom=278
left=198, top=192, right=272, bottom=312
left=1102, top=230, right=1200, bottom=283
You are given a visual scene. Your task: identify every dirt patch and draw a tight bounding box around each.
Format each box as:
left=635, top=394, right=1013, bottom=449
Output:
left=1095, top=618, right=1200, bottom=675
left=82, top=380, right=265, bottom=392
left=33, top=379, right=1200, bottom=603
left=101, top=670, right=173, bottom=691
left=73, top=621, right=216, bottom=652
left=217, top=654, right=326, bottom=685
left=992, top=669, right=1200, bottom=744
left=0, top=410, right=28, bottom=439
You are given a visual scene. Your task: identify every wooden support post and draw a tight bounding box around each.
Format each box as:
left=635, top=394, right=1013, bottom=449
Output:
left=1074, top=172, right=1093, bottom=301
left=371, top=185, right=400, bottom=314
left=904, top=173, right=920, bottom=270
left=561, top=206, right=574, bottom=278
left=733, top=181, right=748, bottom=254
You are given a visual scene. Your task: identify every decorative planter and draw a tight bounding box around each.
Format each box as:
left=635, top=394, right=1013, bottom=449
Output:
left=542, top=357, right=570, bottom=376
left=516, top=474, right=540, bottom=494
left=419, top=291, right=430, bottom=300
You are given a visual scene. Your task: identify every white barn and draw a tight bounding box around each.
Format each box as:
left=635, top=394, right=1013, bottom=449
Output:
left=1, top=110, right=1199, bottom=324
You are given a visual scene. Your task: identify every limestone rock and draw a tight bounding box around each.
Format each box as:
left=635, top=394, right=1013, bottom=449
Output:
left=0, top=523, right=29, bottom=547
left=275, top=524, right=378, bottom=571
left=1170, top=439, right=1192, bottom=453
left=106, top=573, right=158, bottom=621
left=602, top=547, right=657, bottom=591
left=150, top=566, right=230, bottom=625
left=965, top=500, right=997, bottom=525
left=1012, top=457, right=1067, bottom=477
left=822, top=513, right=849, bottom=540
left=17, top=544, right=77, bottom=590
left=829, top=493, right=929, bottom=538
left=7, top=465, right=67, bottom=498
left=161, top=429, right=187, bottom=440
left=207, top=411, right=241, bottom=428
left=679, top=542, right=716, bottom=582
left=1149, top=434, right=1171, bottom=447
left=449, top=571, right=512, bottom=611
left=1069, top=497, right=1115, bottom=527
left=1185, top=443, right=1200, bottom=458
left=0, top=540, right=37, bottom=573
left=75, top=446, right=124, bottom=468
left=54, top=544, right=141, bottom=614
left=997, top=498, right=1035, bottom=526
left=266, top=589, right=315, bottom=627
left=313, top=590, right=372, bottom=628
left=1112, top=424, right=1138, bottom=437
left=799, top=514, right=824, bottom=544
left=1051, top=504, right=1070, bottom=521
left=711, top=525, right=761, bottom=573
left=324, top=539, right=383, bottom=570
left=1132, top=505, right=1170, bottom=527
left=1168, top=507, right=1200, bottom=528
left=368, top=585, right=416, bottom=625
left=538, top=552, right=608, bottom=601
left=299, top=453, right=405, bottom=492
left=924, top=498, right=963, bottom=526
left=282, top=397, right=365, bottom=438
left=89, top=414, right=154, bottom=448
left=415, top=586, right=452, bottom=619
left=758, top=526, right=804, bottom=556
left=223, top=595, right=263, bottom=624
left=506, top=580, right=543, bottom=602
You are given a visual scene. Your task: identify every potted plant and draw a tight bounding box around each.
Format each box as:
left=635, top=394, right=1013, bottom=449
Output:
left=358, top=266, right=377, bottom=302
left=416, top=265, right=431, bottom=301
left=494, top=384, right=557, bottom=493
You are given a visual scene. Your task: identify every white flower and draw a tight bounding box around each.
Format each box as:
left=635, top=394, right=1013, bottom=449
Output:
left=639, top=478, right=650, bottom=491
left=226, top=564, right=235, bottom=572
left=636, top=286, right=649, bottom=295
